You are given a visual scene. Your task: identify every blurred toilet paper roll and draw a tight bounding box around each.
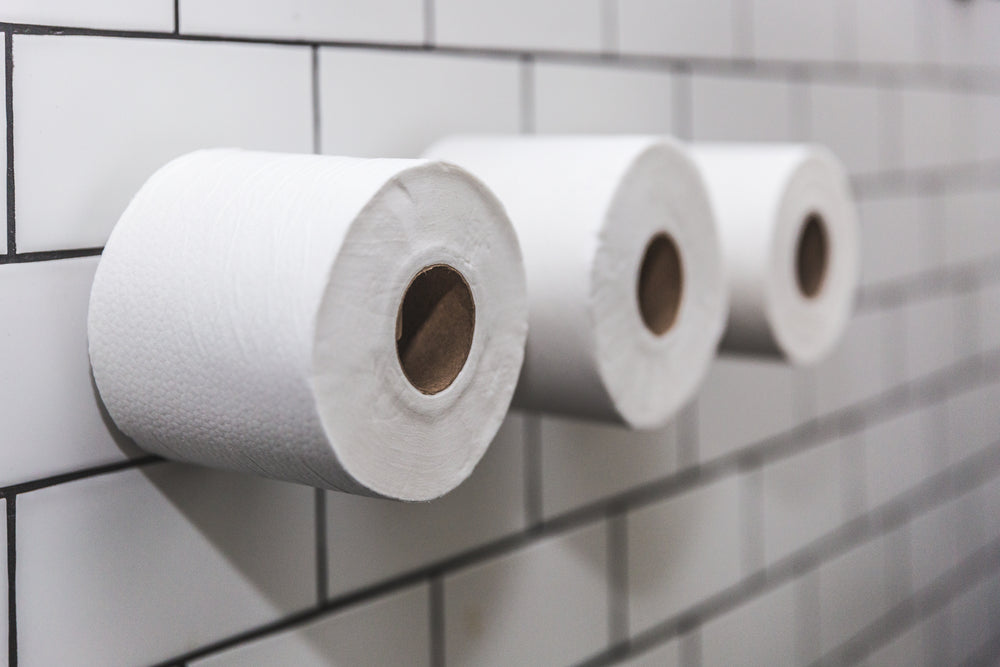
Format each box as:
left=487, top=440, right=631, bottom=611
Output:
left=426, top=136, right=727, bottom=429
left=690, top=144, right=859, bottom=364
left=88, top=149, right=528, bottom=501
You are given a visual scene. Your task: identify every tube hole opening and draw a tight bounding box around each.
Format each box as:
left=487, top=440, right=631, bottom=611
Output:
left=396, top=264, right=475, bottom=395
left=796, top=214, right=829, bottom=299
left=637, top=232, right=684, bottom=336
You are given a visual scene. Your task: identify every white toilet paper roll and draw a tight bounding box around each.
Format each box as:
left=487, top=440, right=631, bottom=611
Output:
left=88, top=149, right=528, bottom=501
left=689, top=144, right=860, bottom=364
left=426, top=136, right=727, bottom=429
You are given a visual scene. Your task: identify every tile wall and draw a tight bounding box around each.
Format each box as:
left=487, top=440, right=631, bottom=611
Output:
left=1, top=1, right=999, bottom=664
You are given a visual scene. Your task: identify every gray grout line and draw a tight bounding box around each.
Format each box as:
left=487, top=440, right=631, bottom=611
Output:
left=314, top=489, right=328, bottom=604
left=522, top=415, right=543, bottom=527
left=678, top=626, right=700, bottom=667
left=310, top=45, right=321, bottom=155
left=599, top=0, right=618, bottom=55
left=670, top=64, right=692, bottom=140
left=739, top=469, right=765, bottom=577
left=429, top=576, right=445, bottom=667
left=5, top=28, right=14, bottom=257
left=607, top=512, right=629, bottom=646
left=519, top=55, right=535, bottom=135
left=794, top=570, right=822, bottom=665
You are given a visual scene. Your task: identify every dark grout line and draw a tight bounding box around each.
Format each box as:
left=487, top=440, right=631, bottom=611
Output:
left=314, top=489, right=328, bottom=604
left=6, top=496, right=15, bottom=667
left=522, top=415, right=543, bottom=526
left=607, top=512, right=629, bottom=645
left=518, top=55, right=535, bottom=135
left=0, top=247, right=103, bottom=264
left=3, top=22, right=1000, bottom=92
left=173, top=0, right=179, bottom=35
left=310, top=45, right=321, bottom=155
left=5, top=29, right=14, bottom=257
left=151, top=346, right=1000, bottom=666
left=0, top=455, right=163, bottom=498
left=670, top=64, right=692, bottom=140
left=428, top=577, right=444, bottom=667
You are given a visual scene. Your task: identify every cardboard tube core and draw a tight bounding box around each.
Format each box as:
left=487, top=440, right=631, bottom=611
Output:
left=796, top=214, right=829, bottom=299
left=396, top=264, right=476, bottom=395
left=637, top=232, right=683, bottom=336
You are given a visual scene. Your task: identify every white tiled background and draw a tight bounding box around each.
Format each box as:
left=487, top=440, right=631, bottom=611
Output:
left=1, top=1, right=999, bottom=665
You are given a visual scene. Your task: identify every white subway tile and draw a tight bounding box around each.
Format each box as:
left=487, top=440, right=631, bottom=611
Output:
left=947, top=383, right=1000, bottom=464
left=616, top=0, right=736, bottom=58
left=443, top=522, right=608, bottom=667
left=1, top=0, right=173, bottom=31
left=179, top=0, right=424, bottom=44
left=533, top=62, right=673, bottom=134
left=814, top=309, right=890, bottom=415
left=900, top=88, right=957, bottom=170
left=863, top=411, right=933, bottom=509
left=628, top=476, right=742, bottom=632
left=691, top=75, right=794, bottom=141
left=700, top=580, right=798, bottom=666
left=854, top=0, right=920, bottom=64
left=539, top=416, right=677, bottom=518
left=944, top=191, right=1000, bottom=267
left=0, top=258, right=146, bottom=486
left=16, top=465, right=315, bottom=666
left=857, top=196, right=931, bottom=286
left=904, top=295, right=956, bottom=382
left=194, top=585, right=430, bottom=667
left=319, top=48, right=520, bottom=158
left=434, top=0, right=602, bottom=52
left=14, top=35, right=312, bottom=252
left=326, top=416, right=525, bottom=597
left=751, top=0, right=843, bottom=62
left=698, top=358, right=795, bottom=462
left=808, top=82, right=882, bottom=175
left=621, top=641, right=681, bottom=667
left=818, top=537, right=889, bottom=654
left=761, top=438, right=843, bottom=564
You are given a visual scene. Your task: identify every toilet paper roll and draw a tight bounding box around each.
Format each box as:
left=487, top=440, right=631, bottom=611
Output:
left=88, top=149, right=528, bottom=501
left=689, top=144, right=859, bottom=364
left=425, top=136, right=727, bottom=429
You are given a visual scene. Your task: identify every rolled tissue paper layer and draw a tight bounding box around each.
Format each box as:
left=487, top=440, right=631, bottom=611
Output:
left=426, top=136, right=727, bottom=429
left=88, top=149, right=528, bottom=501
left=690, top=144, right=859, bottom=364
